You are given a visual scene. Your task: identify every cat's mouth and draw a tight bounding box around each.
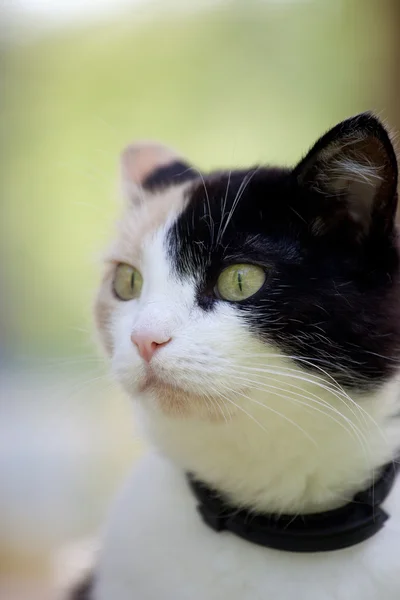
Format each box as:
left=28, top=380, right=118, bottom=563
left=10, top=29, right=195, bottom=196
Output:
left=137, top=365, right=195, bottom=396
left=136, top=367, right=231, bottom=420
left=138, top=370, right=178, bottom=394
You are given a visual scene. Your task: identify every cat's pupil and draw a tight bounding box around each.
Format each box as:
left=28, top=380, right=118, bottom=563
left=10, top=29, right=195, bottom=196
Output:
left=238, top=272, right=243, bottom=292
left=130, top=272, right=135, bottom=289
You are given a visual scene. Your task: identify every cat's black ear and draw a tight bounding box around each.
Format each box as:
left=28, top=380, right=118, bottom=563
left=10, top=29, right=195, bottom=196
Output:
left=293, top=113, right=398, bottom=237
left=120, top=141, right=195, bottom=204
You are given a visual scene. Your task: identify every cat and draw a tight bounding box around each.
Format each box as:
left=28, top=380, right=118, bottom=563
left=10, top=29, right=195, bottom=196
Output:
left=75, top=113, right=400, bottom=599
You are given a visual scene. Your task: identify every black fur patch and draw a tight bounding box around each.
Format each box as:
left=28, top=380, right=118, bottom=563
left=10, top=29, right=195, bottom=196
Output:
left=168, top=114, right=400, bottom=389
left=143, top=160, right=197, bottom=190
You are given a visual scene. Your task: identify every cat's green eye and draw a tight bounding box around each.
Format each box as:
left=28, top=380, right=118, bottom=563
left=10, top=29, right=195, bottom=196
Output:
left=113, top=263, right=143, bottom=301
left=216, top=264, right=266, bottom=302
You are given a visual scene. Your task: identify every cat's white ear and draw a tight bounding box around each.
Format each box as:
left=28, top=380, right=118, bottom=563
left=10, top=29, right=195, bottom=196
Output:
left=120, top=141, right=193, bottom=204
left=294, top=113, right=398, bottom=237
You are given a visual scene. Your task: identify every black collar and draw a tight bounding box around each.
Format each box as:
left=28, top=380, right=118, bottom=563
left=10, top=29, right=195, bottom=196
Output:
left=187, top=461, right=398, bottom=553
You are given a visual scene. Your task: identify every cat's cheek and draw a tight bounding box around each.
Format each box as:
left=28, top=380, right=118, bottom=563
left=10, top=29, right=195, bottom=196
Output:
left=111, top=304, right=136, bottom=349
left=111, top=353, right=144, bottom=399
left=107, top=305, right=140, bottom=387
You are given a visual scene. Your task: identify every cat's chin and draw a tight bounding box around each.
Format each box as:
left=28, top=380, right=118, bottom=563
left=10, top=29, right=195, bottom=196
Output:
left=135, top=372, right=234, bottom=421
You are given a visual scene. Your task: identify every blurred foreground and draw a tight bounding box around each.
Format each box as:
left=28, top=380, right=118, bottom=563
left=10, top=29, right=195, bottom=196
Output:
left=0, top=365, right=140, bottom=598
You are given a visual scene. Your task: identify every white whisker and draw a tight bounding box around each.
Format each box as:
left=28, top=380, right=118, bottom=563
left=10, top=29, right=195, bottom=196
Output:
left=219, top=167, right=259, bottom=242
left=217, top=381, right=317, bottom=446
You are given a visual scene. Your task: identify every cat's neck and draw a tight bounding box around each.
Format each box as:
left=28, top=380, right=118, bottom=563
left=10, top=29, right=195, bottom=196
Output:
left=141, top=378, right=400, bottom=514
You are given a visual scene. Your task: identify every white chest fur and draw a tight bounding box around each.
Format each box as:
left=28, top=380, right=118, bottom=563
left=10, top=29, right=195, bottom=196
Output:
left=93, top=451, right=400, bottom=600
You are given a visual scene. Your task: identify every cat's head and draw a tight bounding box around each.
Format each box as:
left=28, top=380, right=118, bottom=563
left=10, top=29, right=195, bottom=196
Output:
left=95, top=114, right=400, bottom=508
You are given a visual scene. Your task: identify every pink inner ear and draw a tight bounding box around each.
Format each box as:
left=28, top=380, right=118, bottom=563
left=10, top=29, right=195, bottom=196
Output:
left=120, top=141, right=181, bottom=186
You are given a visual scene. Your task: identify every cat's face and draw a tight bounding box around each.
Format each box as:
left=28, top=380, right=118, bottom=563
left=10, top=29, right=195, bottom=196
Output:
left=95, top=180, right=274, bottom=420
left=95, top=115, right=400, bottom=427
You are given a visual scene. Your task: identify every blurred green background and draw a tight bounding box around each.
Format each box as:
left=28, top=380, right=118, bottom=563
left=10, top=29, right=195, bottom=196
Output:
left=1, top=0, right=399, bottom=597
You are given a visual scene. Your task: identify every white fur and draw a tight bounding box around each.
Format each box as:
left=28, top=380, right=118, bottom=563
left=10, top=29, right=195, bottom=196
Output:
left=94, top=452, right=400, bottom=600
left=93, top=205, right=400, bottom=599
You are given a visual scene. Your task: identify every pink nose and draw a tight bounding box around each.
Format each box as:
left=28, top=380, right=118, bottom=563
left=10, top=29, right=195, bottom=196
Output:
left=131, top=331, right=171, bottom=363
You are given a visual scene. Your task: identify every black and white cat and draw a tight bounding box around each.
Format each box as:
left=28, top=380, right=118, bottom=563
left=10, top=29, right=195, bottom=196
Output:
left=81, top=113, right=400, bottom=599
